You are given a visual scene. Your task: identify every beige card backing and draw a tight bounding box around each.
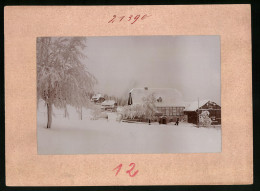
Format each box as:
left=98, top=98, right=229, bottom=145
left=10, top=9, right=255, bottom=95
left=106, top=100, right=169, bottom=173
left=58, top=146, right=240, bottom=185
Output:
left=4, top=5, right=252, bottom=186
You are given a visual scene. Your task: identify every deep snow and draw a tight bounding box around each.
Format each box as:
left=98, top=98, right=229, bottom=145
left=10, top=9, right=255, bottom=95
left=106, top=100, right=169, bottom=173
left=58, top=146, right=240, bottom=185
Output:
left=37, top=103, right=221, bottom=154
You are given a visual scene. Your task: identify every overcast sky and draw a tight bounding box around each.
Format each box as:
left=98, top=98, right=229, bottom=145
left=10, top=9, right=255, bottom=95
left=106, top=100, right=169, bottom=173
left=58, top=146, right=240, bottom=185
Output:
left=83, top=36, right=220, bottom=104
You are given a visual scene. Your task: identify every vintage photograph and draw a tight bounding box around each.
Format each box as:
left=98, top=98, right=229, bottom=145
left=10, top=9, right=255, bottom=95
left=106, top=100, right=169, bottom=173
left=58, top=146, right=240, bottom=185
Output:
left=37, top=36, right=221, bottom=154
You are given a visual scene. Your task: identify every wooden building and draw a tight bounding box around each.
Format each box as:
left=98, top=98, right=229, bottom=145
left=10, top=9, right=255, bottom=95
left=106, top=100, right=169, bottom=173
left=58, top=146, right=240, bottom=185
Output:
left=184, top=100, right=221, bottom=125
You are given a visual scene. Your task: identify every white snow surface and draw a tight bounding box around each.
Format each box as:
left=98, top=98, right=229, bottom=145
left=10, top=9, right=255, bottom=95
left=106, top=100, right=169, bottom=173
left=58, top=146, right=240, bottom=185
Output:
left=37, top=103, right=221, bottom=154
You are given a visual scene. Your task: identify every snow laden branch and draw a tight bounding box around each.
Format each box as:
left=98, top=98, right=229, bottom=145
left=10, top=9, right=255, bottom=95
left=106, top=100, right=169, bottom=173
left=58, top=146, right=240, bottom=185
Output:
left=120, top=104, right=146, bottom=120
left=199, top=111, right=212, bottom=127
left=37, top=37, right=97, bottom=128
left=142, top=93, right=157, bottom=120
left=119, top=94, right=157, bottom=122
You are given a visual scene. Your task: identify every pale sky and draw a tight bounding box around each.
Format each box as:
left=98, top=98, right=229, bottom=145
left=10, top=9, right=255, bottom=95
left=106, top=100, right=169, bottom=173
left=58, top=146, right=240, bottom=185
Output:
left=83, top=36, right=220, bottom=105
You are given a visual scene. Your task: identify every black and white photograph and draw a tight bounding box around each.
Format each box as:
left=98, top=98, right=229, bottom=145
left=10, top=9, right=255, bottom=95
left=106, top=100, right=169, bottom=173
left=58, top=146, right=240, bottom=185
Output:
left=37, top=36, right=221, bottom=154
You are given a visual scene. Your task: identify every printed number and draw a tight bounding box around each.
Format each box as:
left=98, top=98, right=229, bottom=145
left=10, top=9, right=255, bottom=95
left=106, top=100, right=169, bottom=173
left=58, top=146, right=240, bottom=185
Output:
left=113, top=163, right=139, bottom=177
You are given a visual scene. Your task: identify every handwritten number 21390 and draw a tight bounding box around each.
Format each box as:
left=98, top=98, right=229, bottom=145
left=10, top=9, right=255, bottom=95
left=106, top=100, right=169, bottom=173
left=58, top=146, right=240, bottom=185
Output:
left=108, top=14, right=151, bottom=24
left=113, top=163, right=139, bottom=177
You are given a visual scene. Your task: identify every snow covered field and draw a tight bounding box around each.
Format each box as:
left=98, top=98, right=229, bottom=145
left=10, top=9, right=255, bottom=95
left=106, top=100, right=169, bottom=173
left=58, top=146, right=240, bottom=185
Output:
left=37, top=103, right=221, bottom=154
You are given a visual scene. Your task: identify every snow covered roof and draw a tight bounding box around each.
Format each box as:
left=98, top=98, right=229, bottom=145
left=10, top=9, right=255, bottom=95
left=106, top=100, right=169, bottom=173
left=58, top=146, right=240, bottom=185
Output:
left=91, top=94, right=103, bottom=100
left=129, top=87, right=185, bottom=107
left=184, top=99, right=210, bottom=111
left=101, top=100, right=116, bottom=106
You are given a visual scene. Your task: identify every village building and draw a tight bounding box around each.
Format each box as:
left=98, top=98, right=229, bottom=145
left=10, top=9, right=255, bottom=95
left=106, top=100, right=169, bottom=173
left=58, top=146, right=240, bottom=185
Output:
left=101, top=100, right=117, bottom=112
left=128, top=87, right=186, bottom=124
left=184, top=100, right=221, bottom=125
left=91, top=94, right=105, bottom=104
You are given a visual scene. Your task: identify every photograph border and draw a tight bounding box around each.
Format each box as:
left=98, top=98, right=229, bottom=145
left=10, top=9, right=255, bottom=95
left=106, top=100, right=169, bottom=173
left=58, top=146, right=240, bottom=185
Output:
left=1, top=0, right=258, bottom=190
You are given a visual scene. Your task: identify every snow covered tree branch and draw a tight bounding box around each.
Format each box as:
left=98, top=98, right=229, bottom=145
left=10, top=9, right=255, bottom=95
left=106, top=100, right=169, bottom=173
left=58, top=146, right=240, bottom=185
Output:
left=119, top=94, right=157, bottom=122
left=199, top=111, right=212, bottom=127
left=142, top=93, right=157, bottom=121
left=37, top=37, right=97, bottom=128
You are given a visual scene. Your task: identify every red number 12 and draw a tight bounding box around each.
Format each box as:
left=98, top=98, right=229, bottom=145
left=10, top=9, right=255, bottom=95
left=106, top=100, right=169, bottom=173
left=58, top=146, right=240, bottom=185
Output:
left=113, top=163, right=139, bottom=177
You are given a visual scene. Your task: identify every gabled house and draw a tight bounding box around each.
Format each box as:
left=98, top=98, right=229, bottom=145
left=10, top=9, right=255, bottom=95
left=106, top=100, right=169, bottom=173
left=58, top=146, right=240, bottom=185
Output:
left=128, top=87, right=186, bottom=124
left=184, top=100, right=221, bottom=125
left=91, top=94, right=105, bottom=104
left=101, top=100, right=117, bottom=112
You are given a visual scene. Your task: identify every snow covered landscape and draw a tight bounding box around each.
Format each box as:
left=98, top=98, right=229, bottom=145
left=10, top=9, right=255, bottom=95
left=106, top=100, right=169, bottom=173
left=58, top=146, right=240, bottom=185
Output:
left=36, top=36, right=221, bottom=154
left=37, top=102, right=221, bottom=154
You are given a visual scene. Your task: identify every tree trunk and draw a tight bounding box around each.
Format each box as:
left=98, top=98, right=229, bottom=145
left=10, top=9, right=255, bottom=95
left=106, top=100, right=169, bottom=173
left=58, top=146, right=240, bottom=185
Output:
left=80, top=107, right=82, bottom=120
left=47, top=103, right=53, bottom=128
left=64, top=107, right=67, bottom=118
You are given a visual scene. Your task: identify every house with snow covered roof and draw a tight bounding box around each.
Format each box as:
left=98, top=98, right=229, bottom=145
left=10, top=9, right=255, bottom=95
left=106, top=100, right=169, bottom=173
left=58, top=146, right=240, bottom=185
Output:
left=184, top=100, right=221, bottom=125
left=91, top=93, right=105, bottom=104
left=101, top=100, right=117, bottom=112
left=128, top=87, right=186, bottom=124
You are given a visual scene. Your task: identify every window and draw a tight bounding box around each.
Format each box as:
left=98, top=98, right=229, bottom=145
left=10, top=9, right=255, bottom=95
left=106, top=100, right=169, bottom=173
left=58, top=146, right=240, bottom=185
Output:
left=179, top=107, right=184, bottom=115
left=173, top=108, right=177, bottom=115
left=162, top=108, right=166, bottom=115
left=176, top=108, right=180, bottom=116
left=166, top=108, right=169, bottom=116
left=175, top=107, right=184, bottom=116
left=169, top=107, right=173, bottom=116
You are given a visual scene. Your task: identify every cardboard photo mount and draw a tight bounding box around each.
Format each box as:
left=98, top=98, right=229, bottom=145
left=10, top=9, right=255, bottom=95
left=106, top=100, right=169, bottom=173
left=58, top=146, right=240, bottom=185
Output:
left=4, top=5, right=252, bottom=186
